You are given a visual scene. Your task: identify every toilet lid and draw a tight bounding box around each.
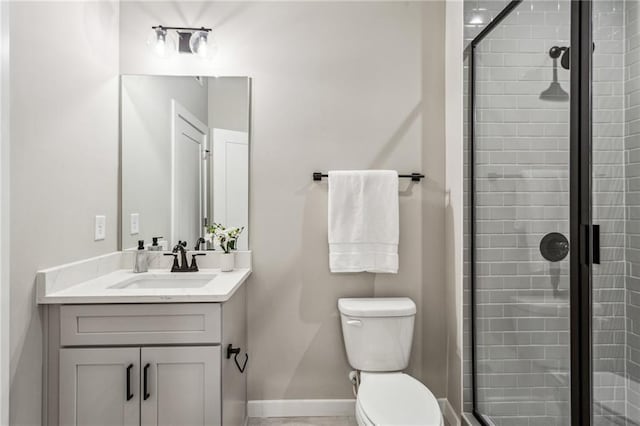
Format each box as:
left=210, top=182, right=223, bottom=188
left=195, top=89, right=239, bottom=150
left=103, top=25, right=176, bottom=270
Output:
left=357, top=373, right=442, bottom=425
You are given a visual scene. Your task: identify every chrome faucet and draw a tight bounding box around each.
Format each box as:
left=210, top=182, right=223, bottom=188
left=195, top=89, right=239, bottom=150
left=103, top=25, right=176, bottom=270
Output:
left=164, top=241, right=206, bottom=272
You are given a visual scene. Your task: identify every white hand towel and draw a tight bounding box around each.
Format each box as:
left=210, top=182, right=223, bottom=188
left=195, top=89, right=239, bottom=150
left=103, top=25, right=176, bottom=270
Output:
left=328, top=170, right=399, bottom=273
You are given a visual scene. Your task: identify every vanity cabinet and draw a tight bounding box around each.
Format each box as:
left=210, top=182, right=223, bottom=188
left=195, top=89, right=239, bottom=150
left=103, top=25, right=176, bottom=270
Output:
left=44, top=284, right=247, bottom=426
left=59, top=346, right=220, bottom=426
left=59, top=348, right=140, bottom=426
left=140, top=346, right=220, bottom=426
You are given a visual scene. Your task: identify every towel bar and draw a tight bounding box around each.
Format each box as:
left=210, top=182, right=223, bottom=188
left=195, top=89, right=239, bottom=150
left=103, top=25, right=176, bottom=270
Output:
left=312, top=172, right=425, bottom=182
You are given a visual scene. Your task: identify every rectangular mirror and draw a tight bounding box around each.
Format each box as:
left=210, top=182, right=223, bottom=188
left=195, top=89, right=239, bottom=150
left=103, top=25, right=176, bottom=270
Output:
left=120, top=75, right=250, bottom=251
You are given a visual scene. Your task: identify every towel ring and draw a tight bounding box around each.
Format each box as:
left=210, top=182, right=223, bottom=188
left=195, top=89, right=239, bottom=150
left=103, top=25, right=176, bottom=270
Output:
left=226, top=344, right=248, bottom=373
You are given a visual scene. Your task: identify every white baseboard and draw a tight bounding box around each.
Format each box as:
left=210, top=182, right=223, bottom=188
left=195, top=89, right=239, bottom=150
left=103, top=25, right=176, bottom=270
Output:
left=438, top=398, right=460, bottom=426
left=248, top=399, right=356, bottom=418
left=248, top=398, right=460, bottom=425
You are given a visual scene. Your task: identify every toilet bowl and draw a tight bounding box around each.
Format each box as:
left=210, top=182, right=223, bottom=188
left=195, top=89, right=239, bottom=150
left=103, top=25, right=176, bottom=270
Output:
left=355, top=372, right=443, bottom=426
left=338, top=298, right=444, bottom=426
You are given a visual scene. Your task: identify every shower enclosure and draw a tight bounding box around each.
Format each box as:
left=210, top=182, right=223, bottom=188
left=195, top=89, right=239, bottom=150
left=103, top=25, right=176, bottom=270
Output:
left=464, top=0, right=640, bottom=424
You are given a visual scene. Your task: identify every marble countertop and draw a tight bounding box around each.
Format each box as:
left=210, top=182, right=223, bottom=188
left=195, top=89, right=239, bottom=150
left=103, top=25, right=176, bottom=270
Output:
left=37, top=268, right=250, bottom=304
left=36, top=251, right=252, bottom=304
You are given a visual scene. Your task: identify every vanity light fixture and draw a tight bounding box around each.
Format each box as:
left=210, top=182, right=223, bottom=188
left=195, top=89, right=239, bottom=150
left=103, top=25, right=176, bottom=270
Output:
left=148, top=25, right=216, bottom=60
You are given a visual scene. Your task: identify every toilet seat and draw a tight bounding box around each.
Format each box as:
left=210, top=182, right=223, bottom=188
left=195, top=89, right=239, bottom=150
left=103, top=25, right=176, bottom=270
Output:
left=356, top=372, right=443, bottom=426
left=355, top=399, right=374, bottom=426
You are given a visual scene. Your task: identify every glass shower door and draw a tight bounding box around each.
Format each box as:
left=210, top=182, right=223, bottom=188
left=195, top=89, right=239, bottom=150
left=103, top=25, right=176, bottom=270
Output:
left=470, top=0, right=572, bottom=424
left=591, top=0, right=638, bottom=424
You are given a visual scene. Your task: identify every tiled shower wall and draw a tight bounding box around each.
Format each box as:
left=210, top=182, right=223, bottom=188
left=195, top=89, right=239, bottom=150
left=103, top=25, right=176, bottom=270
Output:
left=463, top=0, right=630, bottom=424
left=625, top=0, right=640, bottom=421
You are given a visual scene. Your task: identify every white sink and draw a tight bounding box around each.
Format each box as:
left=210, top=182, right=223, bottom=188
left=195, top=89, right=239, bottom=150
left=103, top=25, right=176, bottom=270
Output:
left=108, top=273, right=216, bottom=290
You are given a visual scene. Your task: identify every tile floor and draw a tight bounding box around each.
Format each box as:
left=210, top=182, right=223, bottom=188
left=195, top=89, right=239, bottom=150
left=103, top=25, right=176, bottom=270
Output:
left=248, top=417, right=451, bottom=426
left=247, top=417, right=357, bottom=426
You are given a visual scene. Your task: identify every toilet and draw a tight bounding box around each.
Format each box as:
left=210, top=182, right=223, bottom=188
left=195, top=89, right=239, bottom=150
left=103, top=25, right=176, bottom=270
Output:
left=338, top=297, right=443, bottom=426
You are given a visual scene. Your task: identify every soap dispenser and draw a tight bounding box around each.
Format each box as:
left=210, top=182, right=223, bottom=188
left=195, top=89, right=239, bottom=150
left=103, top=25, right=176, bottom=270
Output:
left=133, top=240, right=148, bottom=273
left=148, top=236, right=164, bottom=251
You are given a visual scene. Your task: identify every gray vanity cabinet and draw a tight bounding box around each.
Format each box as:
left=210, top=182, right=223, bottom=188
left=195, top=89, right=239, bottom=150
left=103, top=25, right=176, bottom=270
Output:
left=59, top=348, right=140, bottom=426
left=58, top=346, right=221, bottom=426
left=140, top=346, right=221, bottom=426
left=45, top=284, right=247, bottom=426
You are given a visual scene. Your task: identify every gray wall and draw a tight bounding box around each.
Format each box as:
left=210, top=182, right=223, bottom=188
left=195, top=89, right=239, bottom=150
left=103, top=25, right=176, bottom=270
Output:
left=120, top=1, right=449, bottom=402
left=421, top=1, right=452, bottom=407
left=9, top=2, right=119, bottom=425
left=444, top=0, right=465, bottom=416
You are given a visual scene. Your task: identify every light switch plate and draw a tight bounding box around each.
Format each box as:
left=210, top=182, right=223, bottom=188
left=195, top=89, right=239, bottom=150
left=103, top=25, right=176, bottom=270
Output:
left=94, top=215, right=106, bottom=241
left=130, top=213, right=140, bottom=235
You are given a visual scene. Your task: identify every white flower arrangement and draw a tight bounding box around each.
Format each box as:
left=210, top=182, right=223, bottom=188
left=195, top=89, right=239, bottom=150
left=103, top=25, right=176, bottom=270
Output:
left=205, top=223, right=244, bottom=253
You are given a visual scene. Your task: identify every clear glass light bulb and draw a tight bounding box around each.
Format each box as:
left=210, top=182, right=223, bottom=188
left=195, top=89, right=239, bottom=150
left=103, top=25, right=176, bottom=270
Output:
left=146, top=27, right=175, bottom=58
left=195, top=35, right=208, bottom=58
left=155, top=36, right=166, bottom=56
left=189, top=30, right=216, bottom=60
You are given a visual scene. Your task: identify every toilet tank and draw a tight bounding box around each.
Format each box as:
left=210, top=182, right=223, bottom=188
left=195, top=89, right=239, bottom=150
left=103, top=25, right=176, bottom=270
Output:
left=338, top=298, right=416, bottom=372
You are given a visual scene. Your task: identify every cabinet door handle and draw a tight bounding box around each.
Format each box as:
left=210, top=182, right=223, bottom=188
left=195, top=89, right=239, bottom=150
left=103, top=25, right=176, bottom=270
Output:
left=126, top=364, right=134, bottom=401
left=143, top=363, right=150, bottom=400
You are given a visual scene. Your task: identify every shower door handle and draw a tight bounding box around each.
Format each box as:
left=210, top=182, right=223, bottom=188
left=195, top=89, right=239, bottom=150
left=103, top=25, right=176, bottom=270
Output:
left=592, top=224, right=600, bottom=265
left=581, top=224, right=600, bottom=265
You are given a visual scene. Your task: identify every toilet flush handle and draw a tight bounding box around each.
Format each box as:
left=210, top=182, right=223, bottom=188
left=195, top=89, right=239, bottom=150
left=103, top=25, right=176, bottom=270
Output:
left=346, top=319, right=362, bottom=327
